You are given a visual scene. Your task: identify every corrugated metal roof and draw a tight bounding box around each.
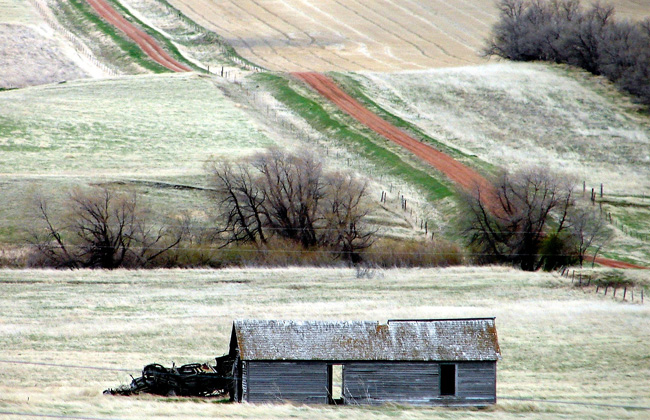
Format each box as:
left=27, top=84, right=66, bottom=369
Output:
left=233, top=319, right=501, bottom=362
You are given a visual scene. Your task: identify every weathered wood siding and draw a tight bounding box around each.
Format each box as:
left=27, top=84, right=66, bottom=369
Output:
left=456, top=362, right=497, bottom=405
left=243, top=361, right=328, bottom=404
left=344, top=362, right=496, bottom=406
left=344, top=362, right=440, bottom=405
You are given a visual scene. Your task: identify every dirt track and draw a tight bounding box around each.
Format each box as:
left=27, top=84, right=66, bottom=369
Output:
left=78, top=3, right=647, bottom=270
left=293, top=72, right=500, bottom=210
left=294, top=72, right=648, bottom=270
left=592, top=256, right=647, bottom=270
left=85, top=0, right=190, bottom=72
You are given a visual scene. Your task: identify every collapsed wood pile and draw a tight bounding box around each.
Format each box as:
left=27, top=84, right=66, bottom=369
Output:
left=104, top=354, right=235, bottom=398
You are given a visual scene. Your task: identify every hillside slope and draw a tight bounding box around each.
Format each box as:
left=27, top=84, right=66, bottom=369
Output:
left=345, top=63, right=650, bottom=196
left=168, top=0, right=650, bottom=72
left=336, top=63, right=650, bottom=265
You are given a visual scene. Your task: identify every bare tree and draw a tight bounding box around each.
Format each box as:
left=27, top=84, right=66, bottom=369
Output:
left=252, top=148, right=326, bottom=248
left=463, top=167, right=576, bottom=271
left=322, top=172, right=376, bottom=263
left=208, top=161, right=267, bottom=247
left=207, top=148, right=376, bottom=263
left=31, top=187, right=182, bottom=269
left=566, top=205, right=612, bottom=266
left=485, top=0, right=650, bottom=105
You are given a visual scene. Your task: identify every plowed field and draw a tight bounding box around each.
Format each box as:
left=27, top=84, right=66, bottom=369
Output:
left=167, top=0, right=650, bottom=72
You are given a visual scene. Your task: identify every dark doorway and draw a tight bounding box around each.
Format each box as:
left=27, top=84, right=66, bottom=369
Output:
left=440, top=364, right=456, bottom=396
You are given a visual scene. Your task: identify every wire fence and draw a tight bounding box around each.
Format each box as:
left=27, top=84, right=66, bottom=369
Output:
left=29, top=0, right=118, bottom=76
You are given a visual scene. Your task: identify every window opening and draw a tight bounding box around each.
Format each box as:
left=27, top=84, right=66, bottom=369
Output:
left=440, top=364, right=456, bottom=396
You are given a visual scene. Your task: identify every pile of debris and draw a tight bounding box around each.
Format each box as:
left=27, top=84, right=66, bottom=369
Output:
left=104, top=355, right=235, bottom=398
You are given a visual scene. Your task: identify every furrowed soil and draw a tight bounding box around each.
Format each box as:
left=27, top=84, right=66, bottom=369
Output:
left=167, top=0, right=650, bottom=72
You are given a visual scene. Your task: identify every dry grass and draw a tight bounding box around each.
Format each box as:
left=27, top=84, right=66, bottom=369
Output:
left=165, top=0, right=650, bottom=72
left=351, top=62, right=650, bottom=196
left=0, top=0, right=92, bottom=89
left=1, top=266, right=649, bottom=419
left=0, top=72, right=274, bottom=179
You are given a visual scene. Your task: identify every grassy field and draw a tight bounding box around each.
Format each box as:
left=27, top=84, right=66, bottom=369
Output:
left=0, top=0, right=92, bottom=89
left=0, top=73, right=273, bottom=179
left=0, top=72, right=275, bottom=243
left=349, top=63, right=650, bottom=196
left=341, top=62, right=650, bottom=264
left=0, top=266, right=648, bottom=419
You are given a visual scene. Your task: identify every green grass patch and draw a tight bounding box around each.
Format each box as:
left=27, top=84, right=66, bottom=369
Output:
left=254, top=72, right=453, bottom=202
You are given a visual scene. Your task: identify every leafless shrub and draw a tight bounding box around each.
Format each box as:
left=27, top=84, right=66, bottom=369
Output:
left=29, top=187, right=183, bottom=269
left=362, top=238, right=464, bottom=268
left=485, top=0, right=650, bottom=105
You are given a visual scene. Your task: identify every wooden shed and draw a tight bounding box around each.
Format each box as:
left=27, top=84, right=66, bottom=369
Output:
left=228, top=318, right=501, bottom=406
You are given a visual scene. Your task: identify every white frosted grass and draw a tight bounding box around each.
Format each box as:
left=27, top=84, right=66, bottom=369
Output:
left=0, top=0, right=39, bottom=24
left=357, top=62, right=650, bottom=195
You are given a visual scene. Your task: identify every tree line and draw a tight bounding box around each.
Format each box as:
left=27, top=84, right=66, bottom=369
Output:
left=27, top=148, right=382, bottom=269
left=485, top=0, right=650, bottom=105
left=24, top=149, right=610, bottom=271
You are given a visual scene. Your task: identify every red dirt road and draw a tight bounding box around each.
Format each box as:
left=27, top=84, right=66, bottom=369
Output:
left=592, top=256, right=647, bottom=269
left=85, top=0, right=191, bottom=72
left=293, top=72, right=501, bottom=210
left=294, top=72, right=648, bottom=270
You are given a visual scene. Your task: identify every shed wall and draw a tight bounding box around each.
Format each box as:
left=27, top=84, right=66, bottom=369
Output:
left=456, top=362, right=497, bottom=405
left=344, top=362, right=440, bottom=405
left=344, top=361, right=496, bottom=406
left=243, top=361, right=328, bottom=404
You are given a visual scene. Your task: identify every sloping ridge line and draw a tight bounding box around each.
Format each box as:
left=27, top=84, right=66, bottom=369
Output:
left=85, top=0, right=191, bottom=72
left=292, top=72, right=647, bottom=270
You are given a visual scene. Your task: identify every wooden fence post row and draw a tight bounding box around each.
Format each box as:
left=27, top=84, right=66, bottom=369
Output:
left=559, top=267, right=644, bottom=304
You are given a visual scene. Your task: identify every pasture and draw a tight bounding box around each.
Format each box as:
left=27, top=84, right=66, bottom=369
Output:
left=0, top=72, right=273, bottom=179
left=345, top=63, right=650, bottom=196
left=336, top=63, right=650, bottom=264
left=0, top=266, right=649, bottom=419
left=0, top=72, right=275, bottom=243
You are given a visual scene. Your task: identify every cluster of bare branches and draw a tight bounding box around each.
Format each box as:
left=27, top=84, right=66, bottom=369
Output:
left=485, top=0, right=650, bottom=105
left=462, top=167, right=611, bottom=271
left=31, top=188, right=183, bottom=269
left=207, top=148, right=375, bottom=263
